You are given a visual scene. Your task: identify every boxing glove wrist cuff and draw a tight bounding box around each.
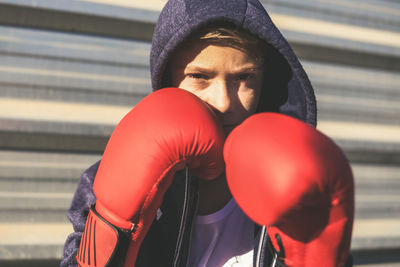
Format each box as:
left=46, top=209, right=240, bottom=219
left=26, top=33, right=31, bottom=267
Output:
left=95, top=201, right=135, bottom=230
left=76, top=206, right=132, bottom=267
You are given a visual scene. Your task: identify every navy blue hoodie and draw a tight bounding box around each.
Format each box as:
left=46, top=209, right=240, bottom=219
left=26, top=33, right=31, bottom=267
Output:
left=61, top=0, right=317, bottom=266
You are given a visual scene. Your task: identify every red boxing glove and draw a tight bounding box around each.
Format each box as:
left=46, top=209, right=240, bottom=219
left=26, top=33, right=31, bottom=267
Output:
left=77, top=88, right=224, bottom=266
left=224, top=113, right=354, bottom=267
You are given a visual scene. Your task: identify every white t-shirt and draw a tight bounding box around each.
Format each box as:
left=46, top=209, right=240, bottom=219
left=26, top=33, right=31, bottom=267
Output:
left=188, top=198, right=254, bottom=267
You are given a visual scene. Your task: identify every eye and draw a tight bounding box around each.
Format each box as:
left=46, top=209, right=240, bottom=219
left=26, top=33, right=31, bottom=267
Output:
left=187, top=73, right=208, bottom=80
left=237, top=73, right=255, bottom=81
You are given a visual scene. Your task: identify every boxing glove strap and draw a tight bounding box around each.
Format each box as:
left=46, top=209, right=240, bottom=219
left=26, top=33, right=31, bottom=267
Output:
left=76, top=206, right=133, bottom=267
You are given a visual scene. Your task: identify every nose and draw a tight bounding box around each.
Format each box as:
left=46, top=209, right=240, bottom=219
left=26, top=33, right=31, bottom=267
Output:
left=209, top=81, right=233, bottom=114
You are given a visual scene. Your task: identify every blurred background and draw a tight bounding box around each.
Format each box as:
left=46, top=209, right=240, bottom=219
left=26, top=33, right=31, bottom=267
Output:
left=0, top=0, right=399, bottom=266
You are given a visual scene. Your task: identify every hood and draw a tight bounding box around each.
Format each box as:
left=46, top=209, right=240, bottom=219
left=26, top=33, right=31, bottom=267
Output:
left=150, top=0, right=317, bottom=127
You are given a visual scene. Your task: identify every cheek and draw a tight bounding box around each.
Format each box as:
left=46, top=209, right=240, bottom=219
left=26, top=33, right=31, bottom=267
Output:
left=242, top=76, right=263, bottom=113
left=175, top=79, right=210, bottom=102
left=238, top=88, right=261, bottom=114
left=176, top=80, right=200, bottom=97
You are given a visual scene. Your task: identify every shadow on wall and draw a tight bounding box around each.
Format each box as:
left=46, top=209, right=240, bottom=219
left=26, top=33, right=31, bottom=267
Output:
left=0, top=260, right=60, bottom=267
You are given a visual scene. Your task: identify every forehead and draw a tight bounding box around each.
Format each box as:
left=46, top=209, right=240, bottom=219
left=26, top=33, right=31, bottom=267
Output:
left=170, top=40, right=262, bottom=70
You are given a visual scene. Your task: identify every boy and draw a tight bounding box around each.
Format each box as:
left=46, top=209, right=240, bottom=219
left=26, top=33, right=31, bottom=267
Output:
left=62, top=0, right=353, bottom=266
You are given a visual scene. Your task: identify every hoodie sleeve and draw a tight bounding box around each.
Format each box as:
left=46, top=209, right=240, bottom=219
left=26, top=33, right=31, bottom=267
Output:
left=60, top=161, right=99, bottom=267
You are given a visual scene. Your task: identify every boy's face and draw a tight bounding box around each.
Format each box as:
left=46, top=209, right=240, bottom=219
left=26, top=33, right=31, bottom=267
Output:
left=170, top=41, right=263, bottom=136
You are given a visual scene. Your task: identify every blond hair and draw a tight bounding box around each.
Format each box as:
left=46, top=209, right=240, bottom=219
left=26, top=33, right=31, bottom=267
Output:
left=197, top=26, right=266, bottom=64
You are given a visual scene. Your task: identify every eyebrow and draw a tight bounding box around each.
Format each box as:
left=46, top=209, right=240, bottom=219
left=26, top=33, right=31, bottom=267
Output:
left=181, top=65, right=215, bottom=75
left=180, top=64, right=262, bottom=73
